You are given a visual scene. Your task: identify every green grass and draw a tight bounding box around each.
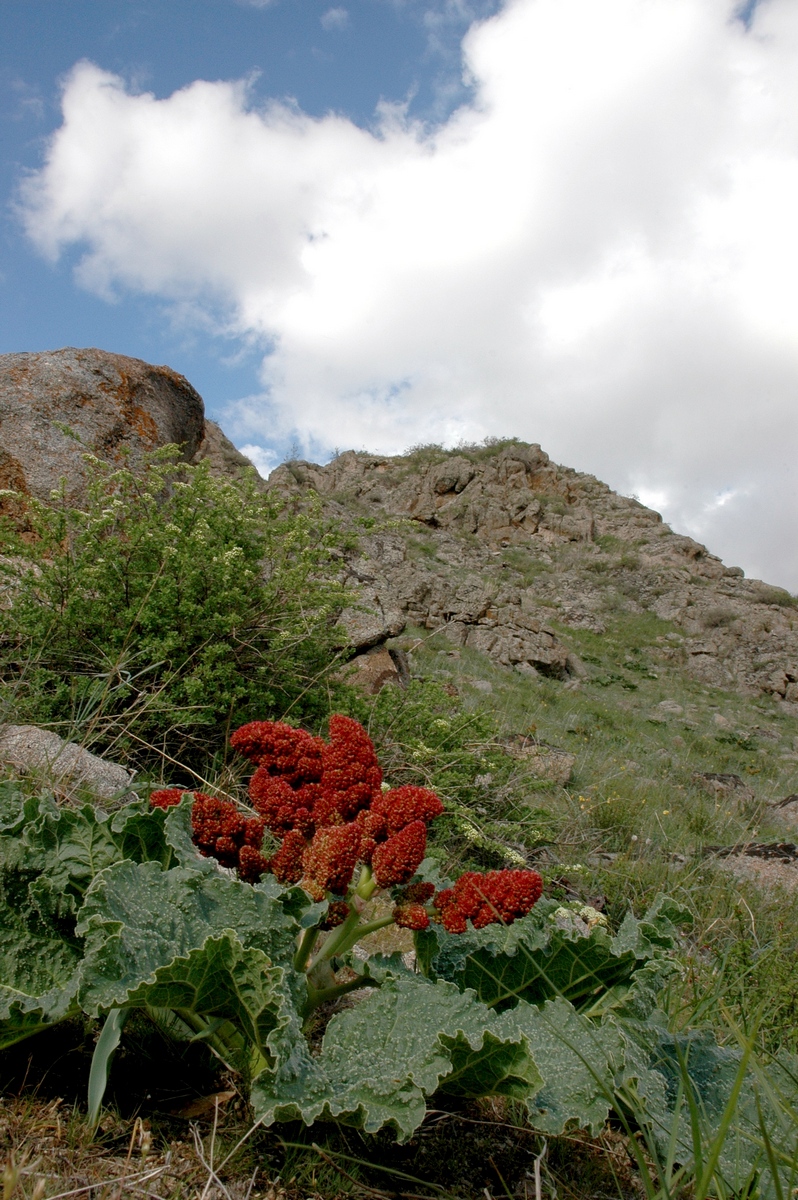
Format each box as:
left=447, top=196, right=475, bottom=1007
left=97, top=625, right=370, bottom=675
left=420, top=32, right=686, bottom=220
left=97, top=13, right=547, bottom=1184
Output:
left=397, top=614, right=798, bottom=1064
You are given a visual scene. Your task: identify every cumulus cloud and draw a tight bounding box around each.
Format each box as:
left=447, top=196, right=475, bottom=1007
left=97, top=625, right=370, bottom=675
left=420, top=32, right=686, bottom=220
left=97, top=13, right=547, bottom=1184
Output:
left=19, top=0, right=798, bottom=589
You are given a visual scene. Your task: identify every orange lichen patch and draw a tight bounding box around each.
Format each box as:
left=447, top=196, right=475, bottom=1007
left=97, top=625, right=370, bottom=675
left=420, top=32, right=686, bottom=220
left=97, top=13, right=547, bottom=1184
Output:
left=0, top=450, right=30, bottom=522
left=126, top=404, right=160, bottom=447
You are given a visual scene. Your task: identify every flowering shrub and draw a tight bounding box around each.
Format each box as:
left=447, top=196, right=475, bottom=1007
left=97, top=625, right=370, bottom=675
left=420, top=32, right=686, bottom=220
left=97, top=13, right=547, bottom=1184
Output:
left=0, top=726, right=769, bottom=1188
left=194, top=715, right=542, bottom=940
left=0, top=448, right=351, bottom=773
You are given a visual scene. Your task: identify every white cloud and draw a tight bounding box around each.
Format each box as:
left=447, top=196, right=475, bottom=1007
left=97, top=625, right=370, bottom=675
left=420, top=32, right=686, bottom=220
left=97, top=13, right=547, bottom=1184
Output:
left=238, top=443, right=280, bottom=477
left=19, top=0, right=798, bottom=590
left=320, top=7, right=349, bottom=31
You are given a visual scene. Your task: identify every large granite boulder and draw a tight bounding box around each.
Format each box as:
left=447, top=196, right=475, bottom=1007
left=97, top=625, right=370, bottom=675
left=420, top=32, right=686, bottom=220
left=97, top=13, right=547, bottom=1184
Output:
left=0, top=347, right=207, bottom=509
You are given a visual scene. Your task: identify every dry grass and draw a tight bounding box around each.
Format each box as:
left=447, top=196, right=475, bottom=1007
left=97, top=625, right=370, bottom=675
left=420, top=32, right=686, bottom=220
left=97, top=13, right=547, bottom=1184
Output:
left=0, top=1086, right=648, bottom=1200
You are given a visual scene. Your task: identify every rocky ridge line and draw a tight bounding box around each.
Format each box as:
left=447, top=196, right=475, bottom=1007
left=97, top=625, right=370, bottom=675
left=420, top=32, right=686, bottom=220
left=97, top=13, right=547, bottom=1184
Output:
left=268, top=445, right=798, bottom=707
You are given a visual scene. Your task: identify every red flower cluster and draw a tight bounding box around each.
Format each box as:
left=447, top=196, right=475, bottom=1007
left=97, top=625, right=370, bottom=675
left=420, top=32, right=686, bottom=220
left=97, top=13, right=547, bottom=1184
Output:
left=226, top=716, right=439, bottom=896
left=393, top=881, right=436, bottom=930
left=433, top=869, right=544, bottom=933
left=149, top=788, right=186, bottom=810
left=155, top=716, right=544, bottom=935
left=190, top=793, right=268, bottom=882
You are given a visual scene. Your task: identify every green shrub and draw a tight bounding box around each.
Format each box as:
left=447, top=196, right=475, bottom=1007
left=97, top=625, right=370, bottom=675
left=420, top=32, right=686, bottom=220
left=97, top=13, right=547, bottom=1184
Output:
left=0, top=448, right=351, bottom=772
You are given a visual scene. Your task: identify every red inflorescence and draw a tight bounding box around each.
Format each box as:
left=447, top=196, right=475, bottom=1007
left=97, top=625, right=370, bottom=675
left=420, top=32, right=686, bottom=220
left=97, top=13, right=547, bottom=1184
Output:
left=396, top=881, right=436, bottom=906
left=433, top=869, right=543, bottom=932
left=189, top=715, right=450, bottom=907
left=393, top=902, right=431, bottom=930
left=191, top=793, right=266, bottom=872
left=269, top=829, right=307, bottom=885
left=354, top=809, right=388, bottom=865
left=372, top=785, right=444, bottom=835
left=323, top=900, right=351, bottom=929
left=238, top=845, right=270, bottom=883
left=319, top=715, right=382, bottom=821
left=301, top=823, right=362, bottom=900
left=371, top=820, right=428, bottom=888
left=249, top=771, right=318, bottom=837
left=230, top=720, right=325, bottom=784
left=149, top=788, right=186, bottom=810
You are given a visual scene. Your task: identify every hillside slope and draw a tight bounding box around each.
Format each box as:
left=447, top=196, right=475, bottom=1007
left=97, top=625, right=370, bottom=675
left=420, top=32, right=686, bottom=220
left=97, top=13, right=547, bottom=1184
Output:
left=269, top=441, right=798, bottom=706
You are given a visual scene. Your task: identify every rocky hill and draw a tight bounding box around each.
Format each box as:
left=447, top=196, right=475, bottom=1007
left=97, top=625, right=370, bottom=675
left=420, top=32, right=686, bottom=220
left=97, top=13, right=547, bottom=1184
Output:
left=1, top=347, right=796, bottom=715
left=269, top=444, right=798, bottom=710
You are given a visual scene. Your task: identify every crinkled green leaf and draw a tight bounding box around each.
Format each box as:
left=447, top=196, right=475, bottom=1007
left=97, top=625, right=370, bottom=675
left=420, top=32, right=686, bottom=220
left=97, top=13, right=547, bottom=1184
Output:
left=415, top=897, right=687, bottom=1013
left=76, top=859, right=299, bottom=1013
left=164, top=798, right=215, bottom=873
left=0, top=782, right=39, bottom=834
left=609, top=1018, right=772, bottom=1193
left=120, top=931, right=299, bottom=1070
left=611, top=895, right=692, bottom=958
left=439, top=1027, right=542, bottom=1101
left=109, top=798, right=172, bottom=868
left=23, top=802, right=128, bottom=919
left=356, top=952, right=418, bottom=983
left=498, top=997, right=624, bottom=1135
left=252, top=975, right=539, bottom=1140
left=0, top=874, right=81, bottom=1047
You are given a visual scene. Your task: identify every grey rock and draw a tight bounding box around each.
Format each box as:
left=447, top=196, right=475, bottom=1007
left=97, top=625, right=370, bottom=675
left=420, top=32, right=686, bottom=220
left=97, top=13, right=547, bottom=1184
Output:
left=0, top=347, right=205, bottom=509
left=0, top=724, right=135, bottom=800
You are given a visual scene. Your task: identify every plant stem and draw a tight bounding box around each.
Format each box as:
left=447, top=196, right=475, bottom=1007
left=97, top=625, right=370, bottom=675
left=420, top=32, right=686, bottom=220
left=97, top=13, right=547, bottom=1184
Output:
left=175, top=1009, right=238, bottom=1069
left=293, top=925, right=320, bottom=972
left=332, top=915, right=395, bottom=959
left=355, top=864, right=378, bottom=902
left=304, top=865, right=390, bottom=979
left=303, top=974, right=379, bottom=1017
left=307, top=905, right=362, bottom=973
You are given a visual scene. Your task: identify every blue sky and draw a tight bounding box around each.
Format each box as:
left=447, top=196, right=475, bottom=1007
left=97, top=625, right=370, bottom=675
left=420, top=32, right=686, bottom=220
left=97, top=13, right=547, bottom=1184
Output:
left=1, top=0, right=496, bottom=424
left=3, top=0, right=798, bottom=590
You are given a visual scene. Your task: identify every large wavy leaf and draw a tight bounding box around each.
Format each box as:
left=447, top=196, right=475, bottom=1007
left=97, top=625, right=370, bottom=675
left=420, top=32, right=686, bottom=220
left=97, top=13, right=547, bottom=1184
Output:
left=252, top=975, right=540, bottom=1140
left=415, top=896, right=688, bottom=1013
left=77, top=859, right=300, bottom=1013
left=21, top=796, right=171, bottom=919
left=119, top=931, right=299, bottom=1073
left=0, top=876, right=81, bottom=1047
left=497, top=997, right=624, bottom=1135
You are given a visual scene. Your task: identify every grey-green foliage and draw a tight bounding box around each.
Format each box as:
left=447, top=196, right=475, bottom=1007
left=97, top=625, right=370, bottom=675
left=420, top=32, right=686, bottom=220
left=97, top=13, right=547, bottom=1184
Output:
left=415, top=894, right=687, bottom=1012
left=0, top=788, right=790, bottom=1195
left=0, top=447, right=351, bottom=770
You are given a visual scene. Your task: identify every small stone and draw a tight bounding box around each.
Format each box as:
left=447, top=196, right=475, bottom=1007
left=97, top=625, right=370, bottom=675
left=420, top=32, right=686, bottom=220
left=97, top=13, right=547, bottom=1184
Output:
left=472, top=679, right=493, bottom=693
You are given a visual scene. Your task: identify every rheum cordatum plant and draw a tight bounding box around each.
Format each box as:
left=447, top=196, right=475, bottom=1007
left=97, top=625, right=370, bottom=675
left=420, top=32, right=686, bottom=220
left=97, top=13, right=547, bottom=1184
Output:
left=149, top=714, right=544, bottom=1013
left=0, top=716, right=786, bottom=1192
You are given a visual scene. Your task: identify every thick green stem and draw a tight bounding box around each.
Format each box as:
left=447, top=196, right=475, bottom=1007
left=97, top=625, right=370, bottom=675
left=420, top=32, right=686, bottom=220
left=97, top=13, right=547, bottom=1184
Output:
left=293, top=925, right=320, bottom=972
left=307, top=905, right=362, bottom=973
left=305, top=866, right=384, bottom=975
left=303, top=974, right=379, bottom=1018
left=175, top=1009, right=239, bottom=1069
left=332, top=915, right=395, bottom=959
left=355, top=864, right=378, bottom=902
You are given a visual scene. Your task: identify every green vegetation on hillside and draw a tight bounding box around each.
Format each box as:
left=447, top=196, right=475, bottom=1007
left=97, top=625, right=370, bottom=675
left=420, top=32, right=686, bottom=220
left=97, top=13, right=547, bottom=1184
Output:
left=0, top=449, right=351, bottom=774
left=3, top=444, right=798, bottom=1200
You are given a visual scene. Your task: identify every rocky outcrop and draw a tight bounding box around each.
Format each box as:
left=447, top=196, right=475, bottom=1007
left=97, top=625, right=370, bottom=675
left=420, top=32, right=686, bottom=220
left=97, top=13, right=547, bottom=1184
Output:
left=2, top=348, right=795, bottom=699
left=268, top=444, right=798, bottom=699
left=0, top=347, right=253, bottom=512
